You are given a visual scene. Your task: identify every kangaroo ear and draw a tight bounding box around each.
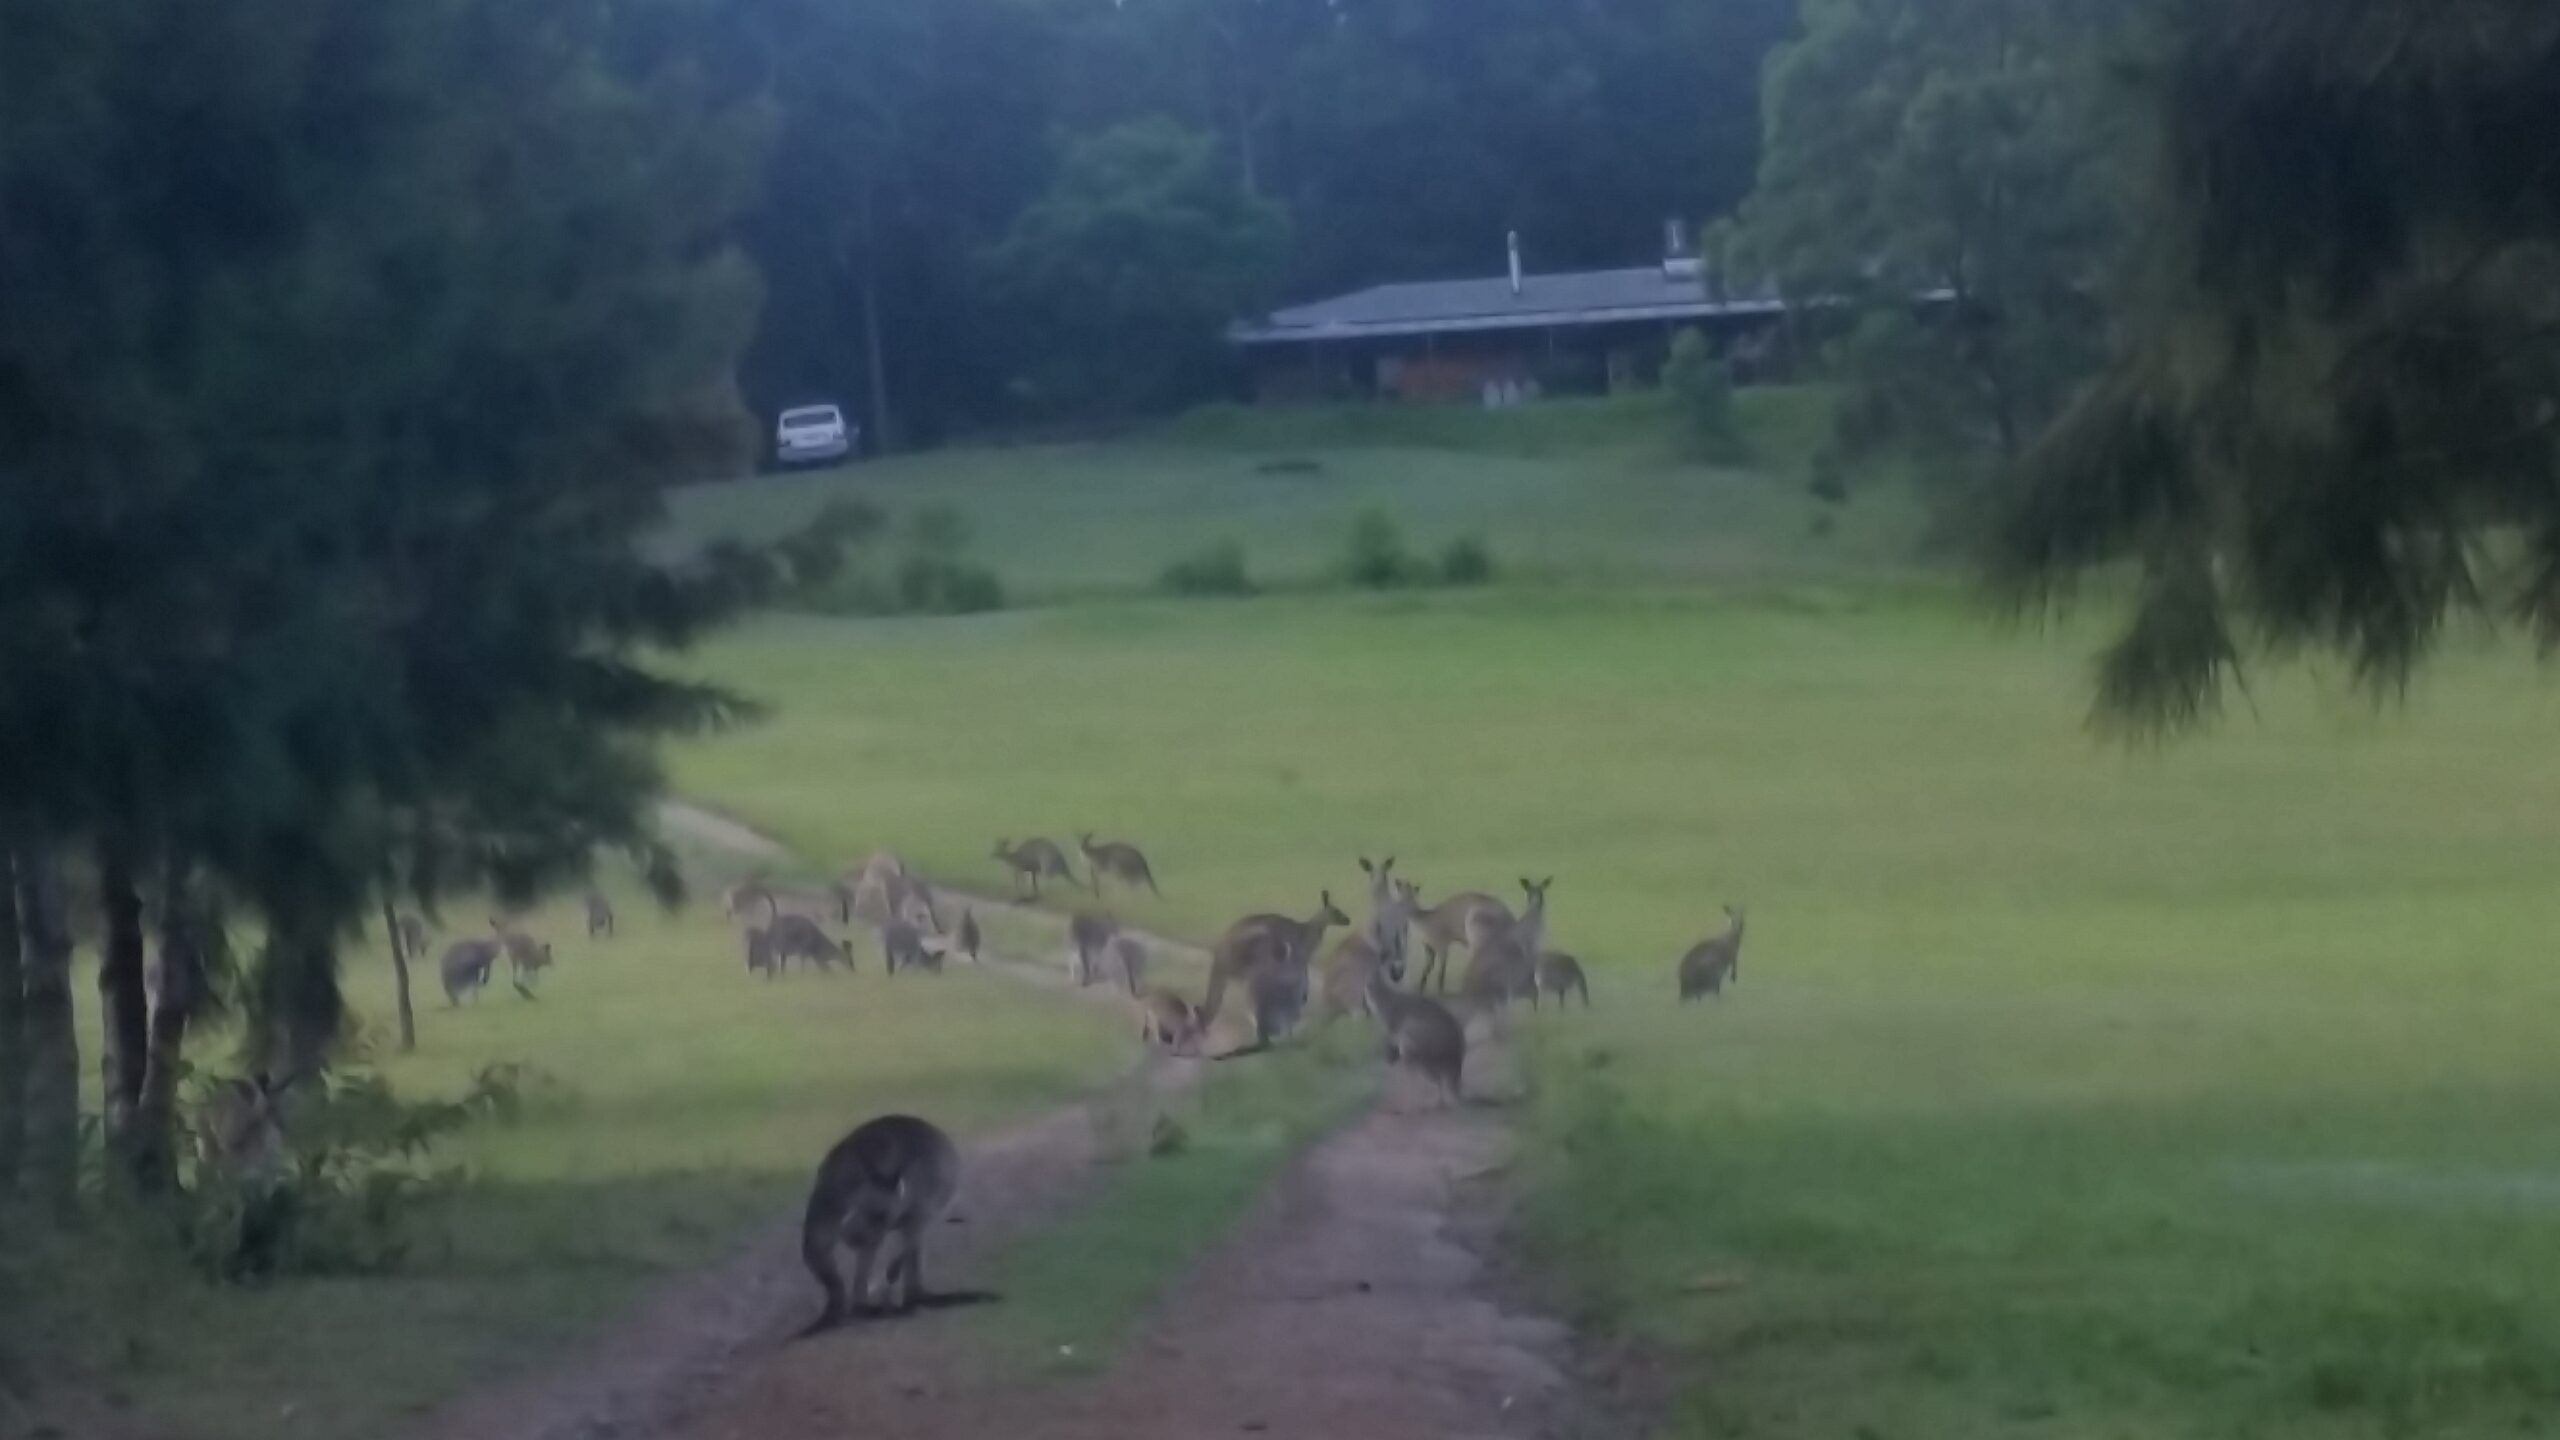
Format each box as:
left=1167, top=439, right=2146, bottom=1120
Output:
left=1359, top=857, right=1373, bottom=875
left=1383, top=856, right=1395, bottom=873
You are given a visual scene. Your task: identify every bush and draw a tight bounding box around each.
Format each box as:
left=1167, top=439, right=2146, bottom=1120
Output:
left=1158, top=541, right=1257, bottom=597
left=895, top=554, right=1007, bottom=615
left=1438, top=536, right=1497, bottom=587
left=1663, top=327, right=1744, bottom=461
left=1808, top=448, right=1851, bottom=506
left=1340, top=509, right=1427, bottom=590
left=185, top=1065, right=538, bottom=1280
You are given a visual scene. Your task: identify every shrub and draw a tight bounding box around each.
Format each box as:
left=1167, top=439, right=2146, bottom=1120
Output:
left=185, top=1064, right=538, bottom=1280
left=1438, top=536, right=1497, bottom=587
left=1663, top=327, right=1744, bottom=461
left=895, top=554, right=1007, bottom=615
left=1808, top=448, right=1851, bottom=506
left=1340, top=508, right=1426, bottom=590
left=1158, top=541, right=1257, bottom=597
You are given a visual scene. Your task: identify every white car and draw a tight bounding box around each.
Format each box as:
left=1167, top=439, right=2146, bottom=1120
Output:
left=775, top=404, right=855, bottom=466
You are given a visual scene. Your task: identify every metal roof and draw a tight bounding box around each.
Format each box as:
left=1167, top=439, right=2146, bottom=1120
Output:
left=1230, top=265, right=1790, bottom=345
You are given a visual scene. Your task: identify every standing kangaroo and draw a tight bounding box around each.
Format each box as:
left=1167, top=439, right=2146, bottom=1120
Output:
left=585, top=891, right=615, bottom=939
left=494, top=923, right=555, bottom=996
left=1068, top=911, right=1118, bottom=988
left=1406, top=887, right=1512, bottom=993
left=1538, top=950, right=1592, bottom=1008
left=992, top=838, right=1076, bottom=900
left=1462, top=878, right=1552, bottom=1010
left=955, top=907, right=981, bottom=964
left=1364, top=966, right=1466, bottom=1105
left=1078, top=833, right=1162, bottom=897
left=439, top=938, right=499, bottom=1005
left=799, top=1114, right=963, bottom=1331
left=1201, top=890, right=1350, bottom=1046
left=1677, top=905, right=1745, bottom=1001
left=1317, top=864, right=1416, bottom=1020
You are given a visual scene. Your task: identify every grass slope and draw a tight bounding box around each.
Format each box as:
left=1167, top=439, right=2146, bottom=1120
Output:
left=669, top=589, right=2560, bottom=1440
left=663, top=389, right=1922, bottom=600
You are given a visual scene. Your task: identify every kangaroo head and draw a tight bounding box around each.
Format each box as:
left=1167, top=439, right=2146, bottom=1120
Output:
left=1724, top=903, right=1745, bottom=937
left=1519, top=877, right=1553, bottom=912
left=992, top=838, right=1012, bottom=859
left=1320, top=890, right=1349, bottom=927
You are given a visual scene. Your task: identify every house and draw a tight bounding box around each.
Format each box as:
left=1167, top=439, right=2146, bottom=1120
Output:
left=1229, top=225, right=1799, bottom=405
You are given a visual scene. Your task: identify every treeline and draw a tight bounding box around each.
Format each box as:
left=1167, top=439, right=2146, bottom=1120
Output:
left=712, top=0, right=1802, bottom=439
left=0, top=0, right=854, bottom=1215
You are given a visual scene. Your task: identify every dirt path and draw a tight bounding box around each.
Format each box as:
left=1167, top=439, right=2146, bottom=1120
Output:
left=416, top=804, right=1577, bottom=1440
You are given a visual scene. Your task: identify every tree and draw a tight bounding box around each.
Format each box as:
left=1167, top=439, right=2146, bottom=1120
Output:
left=1987, top=2, right=2560, bottom=733
left=982, top=118, right=1289, bottom=415
left=1740, top=0, right=2130, bottom=472
left=0, top=0, right=833, bottom=1186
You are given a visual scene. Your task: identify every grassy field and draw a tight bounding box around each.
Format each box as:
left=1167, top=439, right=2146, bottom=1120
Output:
left=40, top=865, right=1131, bottom=1440
left=664, top=581, right=2560, bottom=1440
left=663, top=389, right=1926, bottom=600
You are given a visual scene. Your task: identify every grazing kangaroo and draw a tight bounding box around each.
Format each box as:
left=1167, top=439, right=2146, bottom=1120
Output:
left=1067, top=911, right=1117, bottom=987
left=768, top=913, right=849, bottom=973
left=1538, top=950, right=1592, bottom=1008
left=1407, top=887, right=1512, bottom=993
left=1078, top=833, right=1162, bottom=897
left=882, top=918, right=941, bottom=975
left=1462, top=877, right=1552, bottom=1010
left=1317, top=867, right=1418, bottom=1020
left=992, top=838, right=1076, bottom=900
left=800, top=1114, right=963, bottom=1331
left=396, top=913, right=431, bottom=962
left=585, top=891, right=615, bottom=939
left=1678, top=906, right=1745, bottom=1001
left=440, top=938, right=498, bottom=1004
left=1364, top=967, right=1466, bottom=1105
left=1104, top=933, right=1148, bottom=996
left=1134, top=988, right=1204, bottom=1055
left=1202, top=891, right=1350, bottom=1045
left=955, top=907, right=981, bottom=964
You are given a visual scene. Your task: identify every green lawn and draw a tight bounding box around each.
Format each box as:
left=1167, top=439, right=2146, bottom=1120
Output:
left=663, top=389, right=1925, bottom=600
left=665, top=586, right=2560, bottom=1440
left=49, top=872, right=1129, bottom=1440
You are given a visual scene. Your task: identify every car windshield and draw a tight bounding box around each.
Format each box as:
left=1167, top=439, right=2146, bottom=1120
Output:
left=781, top=409, right=839, bottom=429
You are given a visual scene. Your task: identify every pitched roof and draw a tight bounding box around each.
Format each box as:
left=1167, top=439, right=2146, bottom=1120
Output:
left=1231, top=265, right=1788, bottom=345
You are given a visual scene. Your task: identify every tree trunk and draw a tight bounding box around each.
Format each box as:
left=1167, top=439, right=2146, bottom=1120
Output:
left=381, top=896, right=416, bottom=1054
left=857, top=177, right=894, bottom=455
left=17, top=847, right=78, bottom=1216
left=96, top=833, right=150, bottom=1177
left=0, top=848, right=23, bottom=1194
left=134, top=857, right=203, bottom=1193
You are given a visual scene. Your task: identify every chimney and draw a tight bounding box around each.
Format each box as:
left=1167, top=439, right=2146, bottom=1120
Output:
left=1507, top=230, right=1524, bottom=298
left=1662, top=218, right=1704, bottom=283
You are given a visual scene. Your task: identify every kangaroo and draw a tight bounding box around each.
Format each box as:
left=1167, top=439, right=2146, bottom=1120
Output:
left=1461, top=877, right=1551, bottom=1010
left=799, top=1114, right=963, bottom=1331
left=1538, top=949, right=1592, bottom=1008
left=396, top=913, right=431, bottom=962
left=1317, top=868, right=1418, bottom=1020
left=439, top=937, right=498, bottom=1005
left=744, top=924, right=779, bottom=978
left=768, top=912, right=849, bottom=973
left=1078, top=833, right=1162, bottom=897
left=992, top=838, right=1076, bottom=900
left=585, top=891, right=615, bottom=938
left=1407, top=887, right=1512, bottom=993
left=849, top=853, right=940, bottom=933
left=955, top=907, right=981, bottom=964
left=1202, top=890, right=1349, bottom=1046
left=1067, top=911, right=1118, bottom=987
left=1364, top=967, right=1466, bottom=1105
left=1677, top=905, right=1745, bottom=1001
left=882, top=918, right=941, bottom=975
left=494, top=923, right=555, bottom=994
left=198, top=1072, right=291, bottom=1188
left=1104, top=933, right=1147, bottom=996
left=1134, top=988, right=1204, bottom=1055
